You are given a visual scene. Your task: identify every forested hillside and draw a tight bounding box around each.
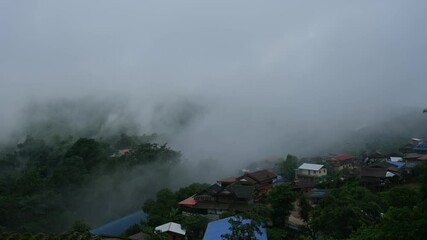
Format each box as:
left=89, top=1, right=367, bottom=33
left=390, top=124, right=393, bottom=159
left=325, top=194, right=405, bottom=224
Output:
left=0, top=133, right=180, bottom=232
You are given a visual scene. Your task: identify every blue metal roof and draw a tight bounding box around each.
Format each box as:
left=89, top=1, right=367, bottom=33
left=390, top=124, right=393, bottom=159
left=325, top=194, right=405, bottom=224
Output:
left=414, top=141, right=427, bottom=151
left=386, top=161, right=406, bottom=169
left=203, top=217, right=267, bottom=240
left=90, top=210, right=147, bottom=236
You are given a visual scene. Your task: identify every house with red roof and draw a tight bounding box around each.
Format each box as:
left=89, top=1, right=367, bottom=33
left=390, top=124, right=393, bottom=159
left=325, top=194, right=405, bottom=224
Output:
left=178, top=169, right=276, bottom=219
left=179, top=182, right=254, bottom=219
left=327, top=154, right=354, bottom=171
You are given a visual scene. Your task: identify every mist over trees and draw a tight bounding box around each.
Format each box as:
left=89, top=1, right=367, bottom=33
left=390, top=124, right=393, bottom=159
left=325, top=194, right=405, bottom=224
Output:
left=0, top=132, right=185, bottom=232
left=1, top=1, right=427, bottom=239
left=0, top=96, right=426, bottom=233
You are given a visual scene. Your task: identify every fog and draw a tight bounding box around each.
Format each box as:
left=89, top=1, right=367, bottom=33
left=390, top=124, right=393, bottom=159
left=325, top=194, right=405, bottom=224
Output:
left=1, top=1, right=427, bottom=180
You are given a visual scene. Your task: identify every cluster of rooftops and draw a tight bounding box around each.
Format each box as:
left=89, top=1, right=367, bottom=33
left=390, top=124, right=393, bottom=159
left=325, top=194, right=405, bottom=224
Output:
left=92, top=138, right=427, bottom=239
left=179, top=169, right=277, bottom=215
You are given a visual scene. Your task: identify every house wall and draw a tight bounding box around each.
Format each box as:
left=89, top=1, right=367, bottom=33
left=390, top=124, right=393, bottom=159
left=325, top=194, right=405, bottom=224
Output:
left=336, top=163, right=353, bottom=171
left=297, top=168, right=327, bottom=177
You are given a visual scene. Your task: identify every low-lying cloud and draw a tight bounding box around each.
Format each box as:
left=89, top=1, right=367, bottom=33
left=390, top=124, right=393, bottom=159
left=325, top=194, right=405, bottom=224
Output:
left=1, top=0, right=427, bottom=181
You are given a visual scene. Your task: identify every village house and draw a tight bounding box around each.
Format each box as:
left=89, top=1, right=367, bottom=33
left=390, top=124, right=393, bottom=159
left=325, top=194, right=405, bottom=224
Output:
left=369, top=162, right=403, bottom=183
left=296, top=163, right=327, bottom=179
left=293, top=163, right=327, bottom=192
left=413, top=141, right=427, bottom=153
left=404, top=153, right=427, bottom=174
left=179, top=182, right=255, bottom=219
left=357, top=162, right=402, bottom=190
left=326, top=154, right=354, bottom=171
left=179, top=169, right=276, bottom=218
left=358, top=167, right=389, bottom=189
left=399, top=138, right=424, bottom=153
left=235, top=169, right=277, bottom=197
left=154, top=222, right=186, bottom=240
left=365, top=150, right=388, bottom=164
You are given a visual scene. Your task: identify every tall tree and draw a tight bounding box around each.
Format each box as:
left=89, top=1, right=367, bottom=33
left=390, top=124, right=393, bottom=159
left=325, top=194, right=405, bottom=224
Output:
left=181, top=215, right=209, bottom=240
left=221, top=216, right=263, bottom=240
left=278, top=154, right=299, bottom=182
left=268, top=184, right=296, bottom=227
left=143, top=188, right=178, bottom=226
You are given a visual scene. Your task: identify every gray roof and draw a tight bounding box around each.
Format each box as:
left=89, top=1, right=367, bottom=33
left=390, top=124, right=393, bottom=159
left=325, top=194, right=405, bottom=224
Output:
left=226, top=183, right=254, bottom=199
left=298, top=163, right=324, bottom=171
left=155, top=222, right=186, bottom=236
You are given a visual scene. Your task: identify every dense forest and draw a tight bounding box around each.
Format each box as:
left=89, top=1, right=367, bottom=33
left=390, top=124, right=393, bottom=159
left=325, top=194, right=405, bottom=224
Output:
left=0, top=133, right=180, bottom=232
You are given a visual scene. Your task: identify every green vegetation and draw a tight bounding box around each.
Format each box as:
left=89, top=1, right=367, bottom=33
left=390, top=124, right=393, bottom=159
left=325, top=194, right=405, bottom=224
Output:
left=220, top=215, right=262, bottom=240
left=277, top=154, right=299, bottom=182
left=311, top=185, right=382, bottom=239
left=268, top=184, right=296, bottom=227
left=138, top=184, right=210, bottom=240
left=2, top=127, right=427, bottom=240
left=0, top=134, right=181, bottom=232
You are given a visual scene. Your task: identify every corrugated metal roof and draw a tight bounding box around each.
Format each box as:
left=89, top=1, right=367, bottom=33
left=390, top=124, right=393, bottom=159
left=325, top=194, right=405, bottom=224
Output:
left=386, top=171, right=395, bottom=177
left=386, top=160, right=405, bottom=169
left=389, top=157, right=403, bottom=162
left=155, top=222, right=186, bottom=235
left=414, top=141, right=427, bottom=150
left=91, top=211, right=147, bottom=237
left=298, top=163, right=324, bottom=171
left=203, top=217, right=267, bottom=240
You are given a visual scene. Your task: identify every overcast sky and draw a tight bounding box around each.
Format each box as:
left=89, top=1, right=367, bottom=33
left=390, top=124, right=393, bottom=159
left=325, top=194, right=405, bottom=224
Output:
left=1, top=1, right=427, bottom=165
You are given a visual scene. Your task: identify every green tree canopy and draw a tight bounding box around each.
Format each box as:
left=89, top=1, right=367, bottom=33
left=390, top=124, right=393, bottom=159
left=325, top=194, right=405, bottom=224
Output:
left=277, top=154, right=299, bottom=182
left=221, top=216, right=263, bottom=240
left=378, top=187, right=420, bottom=209
left=268, top=184, right=296, bottom=228
left=311, top=185, right=381, bottom=239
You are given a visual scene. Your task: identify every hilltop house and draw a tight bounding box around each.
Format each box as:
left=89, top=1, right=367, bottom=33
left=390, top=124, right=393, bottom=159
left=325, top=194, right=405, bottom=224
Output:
left=179, top=169, right=276, bottom=218
left=327, top=154, right=354, bottom=171
left=293, top=163, right=327, bottom=191
left=400, top=138, right=426, bottom=153
left=358, top=167, right=389, bottom=189
left=414, top=141, right=427, bottom=153
left=179, top=182, right=254, bottom=219
left=357, top=163, right=401, bottom=189
left=235, top=169, right=277, bottom=197
left=296, top=163, right=327, bottom=179
left=155, top=222, right=186, bottom=240
left=404, top=153, right=427, bottom=174
left=365, top=151, right=387, bottom=164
